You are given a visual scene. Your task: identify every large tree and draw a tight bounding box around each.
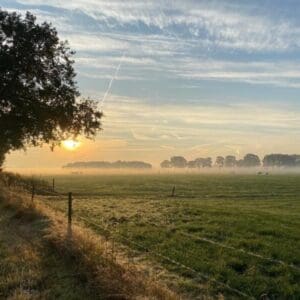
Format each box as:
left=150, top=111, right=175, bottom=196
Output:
left=263, top=154, right=299, bottom=167
left=0, top=10, right=102, bottom=165
left=242, top=153, right=261, bottom=167
left=224, top=155, right=236, bottom=168
left=160, top=160, right=172, bottom=168
left=215, top=156, right=225, bottom=168
left=170, top=156, right=187, bottom=168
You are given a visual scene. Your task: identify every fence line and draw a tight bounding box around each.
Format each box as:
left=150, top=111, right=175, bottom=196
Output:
left=2, top=175, right=299, bottom=298
left=35, top=187, right=300, bottom=299
left=39, top=191, right=300, bottom=272
left=75, top=215, right=253, bottom=299
left=179, top=231, right=300, bottom=272
left=145, top=220, right=300, bottom=272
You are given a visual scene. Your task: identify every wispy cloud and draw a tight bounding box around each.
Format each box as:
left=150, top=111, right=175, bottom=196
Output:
left=3, top=0, right=300, bottom=166
left=174, top=59, right=300, bottom=88
left=16, top=0, right=300, bottom=52
left=7, top=0, right=300, bottom=87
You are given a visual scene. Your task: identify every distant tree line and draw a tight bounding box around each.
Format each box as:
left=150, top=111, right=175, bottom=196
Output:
left=161, top=154, right=300, bottom=168
left=63, top=161, right=152, bottom=169
left=263, top=154, right=300, bottom=167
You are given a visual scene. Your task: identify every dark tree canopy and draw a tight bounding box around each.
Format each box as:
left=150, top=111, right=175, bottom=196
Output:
left=162, top=156, right=212, bottom=169
left=170, top=156, right=187, bottom=168
left=263, top=154, right=300, bottom=167
left=161, top=153, right=300, bottom=169
left=224, top=155, right=237, bottom=167
left=242, top=153, right=261, bottom=167
left=63, top=161, right=152, bottom=169
left=0, top=10, right=102, bottom=165
left=187, top=157, right=212, bottom=168
left=195, top=157, right=212, bottom=168
left=187, top=160, right=197, bottom=168
left=215, top=156, right=225, bottom=168
left=160, top=160, right=172, bottom=168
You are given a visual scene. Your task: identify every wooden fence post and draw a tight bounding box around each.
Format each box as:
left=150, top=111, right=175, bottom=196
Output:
left=171, top=185, right=176, bottom=197
left=31, top=182, right=35, bottom=202
left=105, top=237, right=108, bottom=257
left=112, top=238, right=115, bottom=260
left=52, top=178, right=55, bottom=192
left=67, top=192, right=73, bottom=237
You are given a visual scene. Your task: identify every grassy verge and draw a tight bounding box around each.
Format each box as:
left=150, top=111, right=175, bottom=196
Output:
left=0, top=195, right=98, bottom=299
left=0, top=184, right=177, bottom=300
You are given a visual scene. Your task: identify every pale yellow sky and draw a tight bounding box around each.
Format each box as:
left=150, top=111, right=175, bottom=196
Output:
left=5, top=94, right=300, bottom=170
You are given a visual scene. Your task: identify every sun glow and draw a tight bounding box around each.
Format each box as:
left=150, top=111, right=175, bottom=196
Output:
left=62, top=139, right=81, bottom=151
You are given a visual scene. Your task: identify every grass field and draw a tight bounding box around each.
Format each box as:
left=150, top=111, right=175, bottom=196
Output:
left=41, top=173, right=300, bottom=299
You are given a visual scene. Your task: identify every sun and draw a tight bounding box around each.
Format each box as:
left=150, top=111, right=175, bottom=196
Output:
left=62, top=139, right=81, bottom=151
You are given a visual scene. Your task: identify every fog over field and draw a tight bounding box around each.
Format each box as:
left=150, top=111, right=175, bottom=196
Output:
left=6, top=167, right=300, bottom=176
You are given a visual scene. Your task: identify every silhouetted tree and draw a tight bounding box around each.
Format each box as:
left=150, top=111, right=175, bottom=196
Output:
left=292, top=155, right=300, bottom=166
left=160, top=160, right=172, bottom=168
left=236, top=159, right=244, bottom=167
left=64, top=161, right=152, bottom=169
left=186, top=158, right=212, bottom=168
left=170, top=156, right=187, bottom=168
left=203, top=157, right=212, bottom=168
left=243, top=153, right=261, bottom=167
left=225, top=155, right=236, bottom=167
left=263, top=154, right=300, bottom=167
left=194, top=157, right=212, bottom=168
left=160, top=153, right=300, bottom=169
left=0, top=10, right=102, bottom=165
left=215, top=156, right=225, bottom=168
left=187, top=160, right=197, bottom=168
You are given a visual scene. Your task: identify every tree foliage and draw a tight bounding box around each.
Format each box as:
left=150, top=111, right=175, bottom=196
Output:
left=160, top=153, right=300, bottom=169
left=63, top=160, right=152, bottom=169
left=224, top=155, right=237, bottom=168
left=170, top=156, right=187, bottom=168
left=190, top=157, right=212, bottom=168
left=263, top=154, right=300, bottom=167
left=242, top=153, right=261, bottom=167
left=215, top=156, right=225, bottom=168
left=160, top=160, right=172, bottom=168
left=0, top=10, right=102, bottom=165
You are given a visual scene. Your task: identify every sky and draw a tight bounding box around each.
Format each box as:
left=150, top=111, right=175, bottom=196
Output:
left=2, top=0, right=300, bottom=169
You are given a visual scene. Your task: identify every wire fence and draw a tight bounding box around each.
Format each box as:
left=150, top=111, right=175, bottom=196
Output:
left=39, top=188, right=300, bottom=272
left=34, top=182, right=300, bottom=299
left=34, top=189, right=254, bottom=298
left=3, top=177, right=298, bottom=299
left=75, top=215, right=253, bottom=299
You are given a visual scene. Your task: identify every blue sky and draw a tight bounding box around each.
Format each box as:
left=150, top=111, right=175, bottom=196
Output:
left=2, top=0, right=300, bottom=168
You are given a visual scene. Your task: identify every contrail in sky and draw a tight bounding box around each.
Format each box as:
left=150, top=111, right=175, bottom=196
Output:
left=99, top=51, right=126, bottom=109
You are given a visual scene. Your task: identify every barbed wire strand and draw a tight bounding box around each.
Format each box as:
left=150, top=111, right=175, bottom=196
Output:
left=75, top=215, right=253, bottom=299
left=38, top=190, right=300, bottom=272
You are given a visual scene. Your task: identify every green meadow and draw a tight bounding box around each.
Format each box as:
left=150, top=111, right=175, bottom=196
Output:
left=41, top=174, right=300, bottom=299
